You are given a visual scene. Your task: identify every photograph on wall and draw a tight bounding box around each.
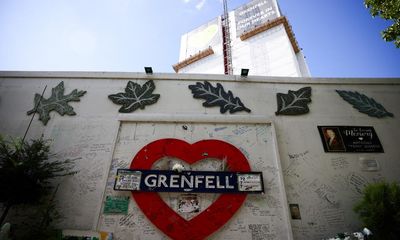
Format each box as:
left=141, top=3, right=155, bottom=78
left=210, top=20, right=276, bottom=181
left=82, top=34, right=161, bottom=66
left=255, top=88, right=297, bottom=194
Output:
left=319, top=127, right=346, bottom=152
left=289, top=204, right=301, bottom=220
left=318, top=126, right=384, bottom=153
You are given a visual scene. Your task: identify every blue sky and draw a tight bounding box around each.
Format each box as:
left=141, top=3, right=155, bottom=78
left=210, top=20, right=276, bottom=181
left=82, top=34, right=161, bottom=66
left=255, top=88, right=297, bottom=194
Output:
left=0, top=0, right=399, bottom=78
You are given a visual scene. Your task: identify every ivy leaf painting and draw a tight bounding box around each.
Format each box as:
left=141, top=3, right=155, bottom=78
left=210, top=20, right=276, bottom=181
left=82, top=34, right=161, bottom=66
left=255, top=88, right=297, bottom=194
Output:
left=336, top=90, right=394, bottom=118
left=108, top=80, right=160, bottom=113
left=27, top=81, right=87, bottom=125
left=188, top=81, right=251, bottom=114
left=275, top=87, right=312, bottom=115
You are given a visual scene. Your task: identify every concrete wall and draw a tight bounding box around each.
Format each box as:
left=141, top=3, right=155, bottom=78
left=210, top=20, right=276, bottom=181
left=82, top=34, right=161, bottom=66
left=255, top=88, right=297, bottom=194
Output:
left=1, top=71, right=399, bottom=239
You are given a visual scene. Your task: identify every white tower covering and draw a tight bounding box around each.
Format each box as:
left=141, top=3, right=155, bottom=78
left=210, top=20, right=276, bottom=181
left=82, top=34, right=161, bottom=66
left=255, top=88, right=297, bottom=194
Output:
left=174, top=0, right=311, bottom=77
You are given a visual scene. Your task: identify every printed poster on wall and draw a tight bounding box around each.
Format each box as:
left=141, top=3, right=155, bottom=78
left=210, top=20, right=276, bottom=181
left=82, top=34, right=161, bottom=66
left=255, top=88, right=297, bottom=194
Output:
left=234, top=0, right=278, bottom=36
left=317, top=126, right=384, bottom=153
left=103, top=196, right=129, bottom=214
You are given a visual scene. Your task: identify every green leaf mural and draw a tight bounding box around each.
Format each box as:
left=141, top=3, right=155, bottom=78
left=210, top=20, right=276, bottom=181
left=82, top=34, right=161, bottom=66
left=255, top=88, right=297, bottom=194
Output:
left=108, top=80, right=160, bottom=113
left=188, top=81, right=251, bottom=114
left=336, top=90, right=394, bottom=118
left=275, top=87, right=312, bottom=115
left=27, top=81, right=87, bottom=125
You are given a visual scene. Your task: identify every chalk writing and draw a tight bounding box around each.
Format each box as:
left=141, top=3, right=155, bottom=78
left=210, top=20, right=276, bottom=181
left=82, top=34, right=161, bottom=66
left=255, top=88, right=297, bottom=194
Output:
left=322, top=208, right=345, bottom=227
left=119, top=213, right=135, bottom=228
left=249, top=224, right=276, bottom=240
left=347, top=172, right=368, bottom=194
left=103, top=217, right=117, bottom=229
left=331, top=157, right=349, bottom=170
left=89, top=143, right=112, bottom=153
left=214, top=127, right=227, bottom=132
left=314, top=183, right=338, bottom=206
left=233, top=126, right=252, bottom=135
left=239, top=147, right=250, bottom=159
left=255, top=125, right=268, bottom=137
left=288, top=150, right=309, bottom=160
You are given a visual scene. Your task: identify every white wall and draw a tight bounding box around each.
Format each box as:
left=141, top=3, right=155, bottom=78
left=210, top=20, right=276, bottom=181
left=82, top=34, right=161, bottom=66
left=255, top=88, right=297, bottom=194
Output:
left=177, top=46, right=225, bottom=74
left=296, top=51, right=311, bottom=77
left=1, top=71, right=399, bottom=239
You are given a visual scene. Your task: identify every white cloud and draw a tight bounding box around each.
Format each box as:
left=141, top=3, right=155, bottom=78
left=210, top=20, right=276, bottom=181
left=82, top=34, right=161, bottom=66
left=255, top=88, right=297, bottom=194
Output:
left=195, top=0, right=206, bottom=10
left=183, top=0, right=191, bottom=3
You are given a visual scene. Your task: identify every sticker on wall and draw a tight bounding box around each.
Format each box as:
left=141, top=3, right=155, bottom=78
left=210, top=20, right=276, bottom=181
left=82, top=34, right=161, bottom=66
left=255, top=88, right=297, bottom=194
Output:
left=188, top=81, right=251, bottom=114
left=108, top=80, right=160, bottom=113
left=27, top=81, right=87, bottom=125
left=275, top=87, right=311, bottom=115
left=359, top=157, right=380, bottom=172
left=123, top=138, right=255, bottom=240
left=336, top=90, right=394, bottom=118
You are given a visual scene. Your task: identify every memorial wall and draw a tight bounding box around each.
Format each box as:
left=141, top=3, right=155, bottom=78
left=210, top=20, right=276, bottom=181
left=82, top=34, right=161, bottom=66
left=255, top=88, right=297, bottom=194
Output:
left=0, top=71, right=399, bottom=239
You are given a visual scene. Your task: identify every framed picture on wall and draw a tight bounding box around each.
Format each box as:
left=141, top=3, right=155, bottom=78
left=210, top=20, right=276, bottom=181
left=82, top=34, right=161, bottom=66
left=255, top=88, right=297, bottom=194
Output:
left=318, top=126, right=384, bottom=153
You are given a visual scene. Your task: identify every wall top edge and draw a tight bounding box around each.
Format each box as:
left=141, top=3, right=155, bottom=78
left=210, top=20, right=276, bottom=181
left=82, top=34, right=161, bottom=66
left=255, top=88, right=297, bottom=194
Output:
left=118, top=113, right=272, bottom=124
left=0, top=71, right=399, bottom=85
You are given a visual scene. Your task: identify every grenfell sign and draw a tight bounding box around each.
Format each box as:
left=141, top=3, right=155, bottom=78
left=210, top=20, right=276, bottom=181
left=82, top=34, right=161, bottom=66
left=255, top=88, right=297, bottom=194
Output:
left=114, top=169, right=264, bottom=194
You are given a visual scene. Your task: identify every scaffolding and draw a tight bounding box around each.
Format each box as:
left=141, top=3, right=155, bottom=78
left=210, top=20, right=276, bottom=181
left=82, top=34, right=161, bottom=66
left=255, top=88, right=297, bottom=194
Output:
left=221, top=0, right=233, bottom=75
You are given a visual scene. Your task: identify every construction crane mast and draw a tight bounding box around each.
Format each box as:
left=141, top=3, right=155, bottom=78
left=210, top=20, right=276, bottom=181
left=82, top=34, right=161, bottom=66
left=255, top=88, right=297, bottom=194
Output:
left=221, top=0, right=233, bottom=75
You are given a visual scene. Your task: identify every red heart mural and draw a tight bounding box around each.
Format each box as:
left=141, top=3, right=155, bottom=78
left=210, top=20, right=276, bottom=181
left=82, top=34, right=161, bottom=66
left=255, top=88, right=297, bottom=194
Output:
left=130, top=138, right=251, bottom=240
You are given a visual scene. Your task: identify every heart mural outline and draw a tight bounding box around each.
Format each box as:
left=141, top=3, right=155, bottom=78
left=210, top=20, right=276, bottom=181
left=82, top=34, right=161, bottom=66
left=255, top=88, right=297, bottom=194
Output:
left=130, top=138, right=251, bottom=240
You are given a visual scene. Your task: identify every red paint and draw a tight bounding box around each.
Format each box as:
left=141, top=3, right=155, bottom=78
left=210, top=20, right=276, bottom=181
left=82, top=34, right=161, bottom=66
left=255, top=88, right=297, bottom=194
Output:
left=130, top=138, right=250, bottom=240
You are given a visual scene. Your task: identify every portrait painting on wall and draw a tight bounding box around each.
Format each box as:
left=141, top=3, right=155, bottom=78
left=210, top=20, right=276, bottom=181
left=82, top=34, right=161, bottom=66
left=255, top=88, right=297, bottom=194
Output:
left=320, top=127, right=346, bottom=152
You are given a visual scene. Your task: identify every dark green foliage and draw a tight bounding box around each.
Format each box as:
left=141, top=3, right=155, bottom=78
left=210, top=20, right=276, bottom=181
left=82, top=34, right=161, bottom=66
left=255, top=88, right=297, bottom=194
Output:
left=354, top=181, right=400, bottom=239
left=365, top=0, right=400, bottom=48
left=0, top=135, right=76, bottom=229
left=0, top=136, right=76, bottom=205
left=17, top=186, right=63, bottom=240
